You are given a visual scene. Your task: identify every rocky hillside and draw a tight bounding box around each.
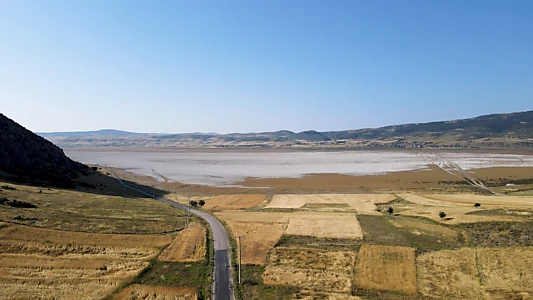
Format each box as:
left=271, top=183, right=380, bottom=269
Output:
left=0, top=114, right=88, bottom=187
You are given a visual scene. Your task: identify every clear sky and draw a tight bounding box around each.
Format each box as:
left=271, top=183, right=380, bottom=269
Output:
left=1, top=0, right=532, bottom=133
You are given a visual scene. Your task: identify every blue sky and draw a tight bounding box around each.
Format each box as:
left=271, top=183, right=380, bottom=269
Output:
left=1, top=0, right=532, bottom=133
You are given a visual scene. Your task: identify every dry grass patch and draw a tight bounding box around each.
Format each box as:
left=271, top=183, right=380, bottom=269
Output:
left=354, top=244, right=417, bottom=294
left=478, top=247, right=533, bottom=295
left=114, top=285, right=198, bottom=300
left=203, top=194, right=266, bottom=210
left=263, top=247, right=355, bottom=293
left=159, top=222, right=206, bottom=263
left=227, top=221, right=284, bottom=265
left=417, top=248, right=481, bottom=299
left=267, top=194, right=396, bottom=214
left=292, top=290, right=363, bottom=299
left=390, top=218, right=459, bottom=239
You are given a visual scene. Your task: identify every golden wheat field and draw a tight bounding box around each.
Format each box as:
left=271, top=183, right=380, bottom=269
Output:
left=417, top=248, right=481, bottom=299
left=226, top=221, right=284, bottom=265
left=113, top=285, right=198, bottom=300
left=159, top=222, right=206, bottom=263
left=0, top=224, right=171, bottom=299
left=354, top=244, right=417, bottom=294
left=263, top=247, right=355, bottom=294
left=266, top=194, right=396, bottom=214
left=203, top=194, right=266, bottom=210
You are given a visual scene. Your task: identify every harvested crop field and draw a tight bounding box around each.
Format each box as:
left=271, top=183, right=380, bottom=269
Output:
left=263, top=247, right=355, bottom=293
left=417, top=247, right=533, bottom=299
left=0, top=224, right=170, bottom=299
left=203, top=194, right=266, bottom=210
left=113, top=285, right=198, bottom=300
left=159, top=222, right=206, bottom=263
left=216, top=211, right=363, bottom=240
left=215, top=211, right=288, bottom=223
left=477, top=247, right=533, bottom=294
left=285, top=213, right=363, bottom=239
left=400, top=193, right=533, bottom=208
left=354, top=244, right=417, bottom=294
left=266, top=194, right=396, bottom=215
left=226, top=221, right=284, bottom=265
left=417, top=248, right=481, bottom=299
left=0, top=225, right=171, bottom=248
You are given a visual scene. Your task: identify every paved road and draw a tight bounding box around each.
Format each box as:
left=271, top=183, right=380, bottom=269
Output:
left=109, top=172, right=233, bottom=300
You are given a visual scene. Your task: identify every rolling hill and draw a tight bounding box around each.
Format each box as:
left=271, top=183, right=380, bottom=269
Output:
left=38, top=110, right=533, bottom=149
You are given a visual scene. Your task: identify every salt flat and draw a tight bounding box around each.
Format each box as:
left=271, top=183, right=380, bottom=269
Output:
left=66, top=150, right=533, bottom=186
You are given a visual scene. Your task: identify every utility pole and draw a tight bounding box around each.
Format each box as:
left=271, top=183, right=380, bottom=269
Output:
left=188, top=196, right=191, bottom=216
left=185, top=215, right=189, bottom=229
left=236, top=235, right=245, bottom=285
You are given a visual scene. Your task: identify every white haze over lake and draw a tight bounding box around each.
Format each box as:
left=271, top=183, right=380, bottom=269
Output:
left=66, top=150, right=533, bottom=187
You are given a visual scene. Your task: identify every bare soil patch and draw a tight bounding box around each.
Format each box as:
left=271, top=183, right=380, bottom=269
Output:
left=159, top=222, right=206, bottom=263
left=354, top=244, right=417, bottom=294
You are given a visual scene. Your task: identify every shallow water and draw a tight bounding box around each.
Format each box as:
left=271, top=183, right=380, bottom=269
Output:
left=66, top=150, right=533, bottom=187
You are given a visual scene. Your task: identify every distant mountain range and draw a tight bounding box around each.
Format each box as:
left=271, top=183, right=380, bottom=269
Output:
left=38, top=110, right=533, bottom=149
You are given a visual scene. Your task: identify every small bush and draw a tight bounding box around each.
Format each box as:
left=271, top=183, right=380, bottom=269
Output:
left=1, top=197, right=37, bottom=208
left=439, top=212, right=447, bottom=219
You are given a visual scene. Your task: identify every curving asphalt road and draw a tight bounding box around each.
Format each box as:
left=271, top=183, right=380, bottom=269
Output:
left=109, top=171, right=234, bottom=300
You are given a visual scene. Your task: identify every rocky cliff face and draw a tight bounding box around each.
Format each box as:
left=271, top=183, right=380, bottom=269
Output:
left=0, top=114, right=88, bottom=187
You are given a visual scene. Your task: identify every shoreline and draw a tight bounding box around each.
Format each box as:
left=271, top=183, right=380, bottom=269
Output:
left=104, top=164, right=533, bottom=196
left=66, top=147, right=533, bottom=155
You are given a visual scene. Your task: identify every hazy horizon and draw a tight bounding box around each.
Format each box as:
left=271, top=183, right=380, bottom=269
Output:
left=2, top=1, right=532, bottom=133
